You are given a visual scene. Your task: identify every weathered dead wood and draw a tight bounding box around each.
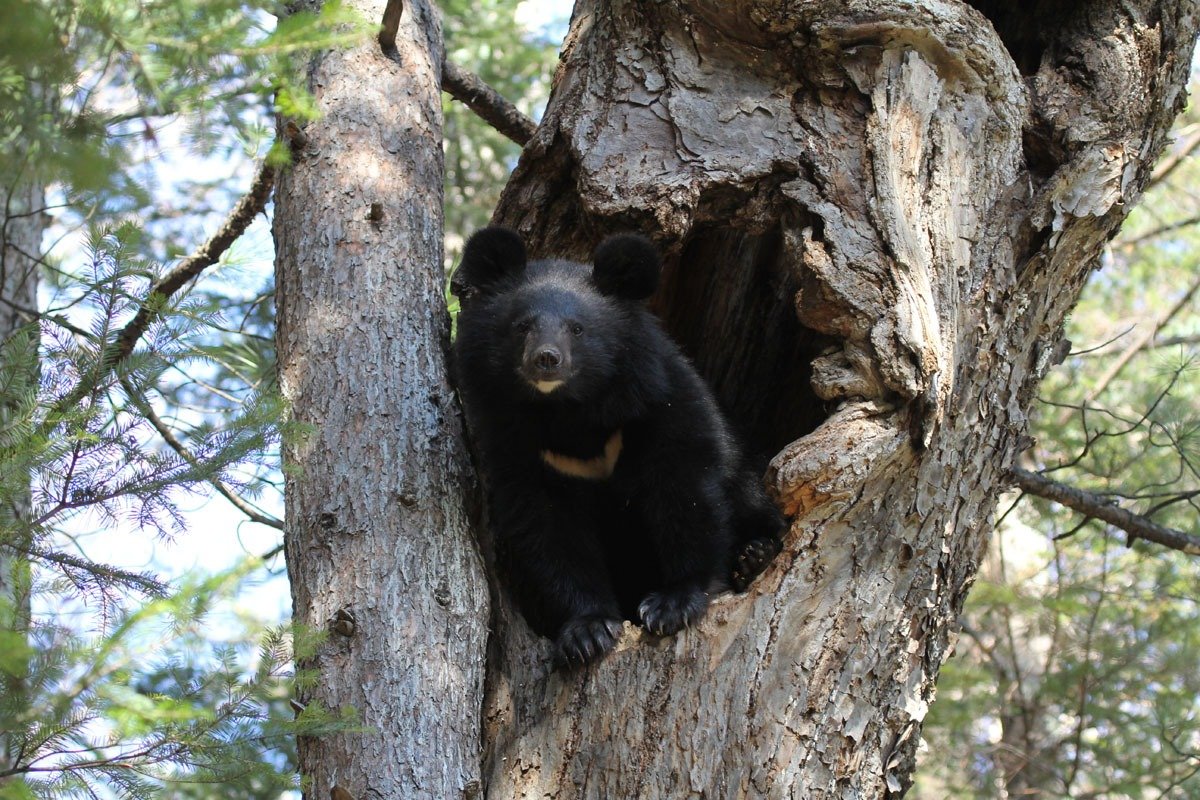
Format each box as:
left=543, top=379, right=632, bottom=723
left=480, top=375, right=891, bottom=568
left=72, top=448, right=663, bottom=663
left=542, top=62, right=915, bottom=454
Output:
left=479, top=2, right=1198, bottom=797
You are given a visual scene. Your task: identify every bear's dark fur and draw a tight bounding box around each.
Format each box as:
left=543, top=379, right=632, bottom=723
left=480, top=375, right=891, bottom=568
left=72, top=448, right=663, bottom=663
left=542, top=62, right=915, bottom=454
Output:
left=452, top=227, right=785, bottom=665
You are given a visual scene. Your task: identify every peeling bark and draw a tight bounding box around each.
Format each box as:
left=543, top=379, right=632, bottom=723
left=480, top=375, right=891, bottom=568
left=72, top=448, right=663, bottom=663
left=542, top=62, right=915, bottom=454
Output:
left=272, top=1, right=488, bottom=796
left=478, top=2, right=1199, bottom=797
left=275, top=0, right=1196, bottom=796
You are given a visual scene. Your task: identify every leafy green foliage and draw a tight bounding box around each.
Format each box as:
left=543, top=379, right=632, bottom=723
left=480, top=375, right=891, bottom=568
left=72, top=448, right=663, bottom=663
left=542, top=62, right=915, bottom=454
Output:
left=0, top=562, right=351, bottom=799
left=0, top=0, right=364, bottom=194
left=0, top=1, right=372, bottom=795
left=2, top=0, right=559, bottom=784
left=0, top=224, right=313, bottom=796
left=1, top=228, right=287, bottom=590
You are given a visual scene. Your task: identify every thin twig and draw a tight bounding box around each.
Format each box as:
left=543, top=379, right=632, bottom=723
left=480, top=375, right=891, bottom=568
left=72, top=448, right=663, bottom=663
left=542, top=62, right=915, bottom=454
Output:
left=1010, top=468, right=1200, bottom=556
left=442, top=60, right=537, bottom=146
left=1117, top=213, right=1200, bottom=250
left=1075, top=332, right=1200, bottom=357
left=1149, top=123, right=1200, bottom=187
left=1056, top=272, right=1200, bottom=425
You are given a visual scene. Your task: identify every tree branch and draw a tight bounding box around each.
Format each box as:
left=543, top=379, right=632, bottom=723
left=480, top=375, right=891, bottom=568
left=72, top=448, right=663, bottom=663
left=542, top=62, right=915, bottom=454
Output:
left=1009, top=468, right=1200, bottom=556
left=378, top=0, right=534, bottom=145
left=1056, top=271, right=1200, bottom=425
left=121, top=376, right=283, bottom=530
left=442, top=60, right=536, bottom=146
left=378, top=0, right=403, bottom=54
left=112, top=161, right=275, bottom=361
left=1076, top=332, right=1200, bottom=357
left=45, top=161, right=275, bottom=423
left=7, top=540, right=168, bottom=597
left=1148, top=122, right=1200, bottom=187
left=1117, top=212, right=1200, bottom=250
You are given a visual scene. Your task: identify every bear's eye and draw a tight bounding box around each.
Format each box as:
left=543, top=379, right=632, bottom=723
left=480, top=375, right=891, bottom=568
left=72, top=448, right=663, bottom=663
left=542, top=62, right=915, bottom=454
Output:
left=514, top=319, right=533, bottom=334
left=570, top=323, right=584, bottom=337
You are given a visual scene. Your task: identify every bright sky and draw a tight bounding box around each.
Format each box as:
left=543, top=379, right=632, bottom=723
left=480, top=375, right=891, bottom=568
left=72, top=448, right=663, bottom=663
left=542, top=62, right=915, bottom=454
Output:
left=515, top=0, right=570, bottom=35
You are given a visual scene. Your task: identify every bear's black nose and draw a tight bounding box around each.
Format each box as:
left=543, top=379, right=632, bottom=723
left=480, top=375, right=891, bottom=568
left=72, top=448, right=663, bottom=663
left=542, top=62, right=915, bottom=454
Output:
left=534, top=347, right=562, bottom=371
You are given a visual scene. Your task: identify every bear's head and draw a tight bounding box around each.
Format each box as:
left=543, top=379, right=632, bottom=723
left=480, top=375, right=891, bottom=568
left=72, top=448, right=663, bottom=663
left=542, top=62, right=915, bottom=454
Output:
left=454, top=227, right=661, bottom=399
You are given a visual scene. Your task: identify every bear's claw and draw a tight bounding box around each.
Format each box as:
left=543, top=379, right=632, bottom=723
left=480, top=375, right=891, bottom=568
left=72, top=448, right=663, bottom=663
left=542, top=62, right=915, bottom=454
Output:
left=555, top=615, right=623, bottom=666
left=638, top=587, right=709, bottom=636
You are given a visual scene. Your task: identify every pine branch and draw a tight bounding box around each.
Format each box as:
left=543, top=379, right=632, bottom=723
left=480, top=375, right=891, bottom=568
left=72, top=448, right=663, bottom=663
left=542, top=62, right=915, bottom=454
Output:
left=1009, top=467, right=1200, bottom=556
left=44, top=161, right=275, bottom=424
left=10, top=540, right=168, bottom=597
left=112, top=162, right=275, bottom=361
left=442, top=60, right=536, bottom=146
left=120, top=376, right=283, bottom=530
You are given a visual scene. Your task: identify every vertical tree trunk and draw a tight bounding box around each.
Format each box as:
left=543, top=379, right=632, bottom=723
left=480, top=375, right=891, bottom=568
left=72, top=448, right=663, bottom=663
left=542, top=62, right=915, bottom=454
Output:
left=272, top=1, right=488, bottom=796
left=0, top=177, right=42, bottom=774
left=477, top=2, right=1198, bottom=797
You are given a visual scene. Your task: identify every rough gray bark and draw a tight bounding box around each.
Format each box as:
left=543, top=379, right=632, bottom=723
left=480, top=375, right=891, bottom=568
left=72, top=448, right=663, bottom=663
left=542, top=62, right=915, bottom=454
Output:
left=0, top=176, right=42, bottom=773
left=477, top=2, right=1199, bottom=798
left=271, top=0, right=488, bottom=796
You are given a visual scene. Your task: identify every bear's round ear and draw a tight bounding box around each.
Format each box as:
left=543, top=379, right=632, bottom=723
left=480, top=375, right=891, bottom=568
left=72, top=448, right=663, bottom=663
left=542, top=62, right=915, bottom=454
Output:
left=591, top=234, right=660, bottom=301
left=451, top=226, right=527, bottom=298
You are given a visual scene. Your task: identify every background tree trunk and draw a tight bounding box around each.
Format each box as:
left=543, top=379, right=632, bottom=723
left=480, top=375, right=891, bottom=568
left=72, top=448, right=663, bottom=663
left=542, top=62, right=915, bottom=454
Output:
left=0, top=177, right=42, bottom=775
left=272, top=1, right=489, bottom=796
left=479, top=1, right=1199, bottom=798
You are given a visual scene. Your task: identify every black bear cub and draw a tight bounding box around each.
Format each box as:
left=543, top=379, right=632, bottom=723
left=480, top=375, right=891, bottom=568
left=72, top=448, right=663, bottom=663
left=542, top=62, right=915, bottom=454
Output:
left=452, top=227, right=785, bottom=666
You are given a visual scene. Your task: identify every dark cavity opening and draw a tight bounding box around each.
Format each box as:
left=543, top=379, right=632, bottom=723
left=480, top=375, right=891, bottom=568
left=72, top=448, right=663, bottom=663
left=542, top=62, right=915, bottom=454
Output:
left=650, top=225, right=827, bottom=465
left=964, top=0, right=1085, bottom=75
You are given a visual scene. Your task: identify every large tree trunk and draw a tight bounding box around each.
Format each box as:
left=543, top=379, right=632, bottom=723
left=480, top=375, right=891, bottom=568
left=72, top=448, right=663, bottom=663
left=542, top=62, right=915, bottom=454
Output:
left=277, top=0, right=1197, bottom=798
left=272, top=1, right=488, bottom=796
left=480, top=2, right=1198, bottom=798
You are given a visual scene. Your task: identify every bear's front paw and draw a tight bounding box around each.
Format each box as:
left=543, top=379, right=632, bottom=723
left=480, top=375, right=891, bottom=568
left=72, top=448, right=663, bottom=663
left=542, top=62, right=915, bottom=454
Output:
left=555, top=615, right=623, bottom=666
left=638, top=587, right=709, bottom=636
left=730, top=536, right=783, bottom=592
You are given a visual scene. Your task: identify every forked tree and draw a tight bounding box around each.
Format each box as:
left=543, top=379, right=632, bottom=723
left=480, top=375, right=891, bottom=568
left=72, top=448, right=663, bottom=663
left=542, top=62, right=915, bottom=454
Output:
left=272, top=1, right=1200, bottom=797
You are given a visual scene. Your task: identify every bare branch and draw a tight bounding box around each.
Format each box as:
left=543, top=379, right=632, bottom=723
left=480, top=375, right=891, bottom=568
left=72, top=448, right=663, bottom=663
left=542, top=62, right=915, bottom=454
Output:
left=1076, top=332, right=1200, bottom=357
left=378, top=0, right=403, bottom=54
left=1010, top=468, right=1200, bottom=556
left=296, top=36, right=535, bottom=177
left=1056, top=272, right=1200, bottom=425
left=1149, top=122, right=1200, bottom=187
left=1117, top=212, right=1200, bottom=250
left=442, top=60, right=536, bottom=146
